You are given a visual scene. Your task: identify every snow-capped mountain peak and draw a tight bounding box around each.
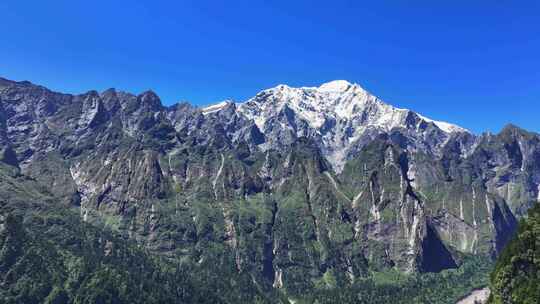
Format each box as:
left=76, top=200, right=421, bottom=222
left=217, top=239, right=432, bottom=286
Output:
left=235, top=80, right=467, bottom=133
left=238, top=82, right=368, bottom=127
left=203, top=81, right=469, bottom=171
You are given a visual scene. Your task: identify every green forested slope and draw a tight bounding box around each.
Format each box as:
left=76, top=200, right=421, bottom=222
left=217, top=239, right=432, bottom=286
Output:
left=0, top=162, right=273, bottom=304
left=489, top=203, right=540, bottom=304
left=0, top=157, right=493, bottom=303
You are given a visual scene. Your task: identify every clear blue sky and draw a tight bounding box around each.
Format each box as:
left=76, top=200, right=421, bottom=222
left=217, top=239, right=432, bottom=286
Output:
left=1, top=1, right=539, bottom=134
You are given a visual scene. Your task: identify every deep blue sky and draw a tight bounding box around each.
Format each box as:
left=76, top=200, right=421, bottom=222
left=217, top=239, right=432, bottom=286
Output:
left=1, top=1, right=539, bottom=134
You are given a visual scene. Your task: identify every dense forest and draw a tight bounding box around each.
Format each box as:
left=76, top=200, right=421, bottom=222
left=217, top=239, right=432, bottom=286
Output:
left=488, top=203, right=540, bottom=304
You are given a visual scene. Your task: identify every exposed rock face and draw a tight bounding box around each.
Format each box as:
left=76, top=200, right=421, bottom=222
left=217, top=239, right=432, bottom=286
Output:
left=0, top=76, right=538, bottom=292
left=457, top=288, right=490, bottom=304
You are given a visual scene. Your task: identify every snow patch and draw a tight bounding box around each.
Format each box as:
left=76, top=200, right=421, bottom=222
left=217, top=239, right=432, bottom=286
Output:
left=417, top=113, right=468, bottom=133
left=370, top=204, right=381, bottom=222
left=460, top=199, right=464, bottom=221
left=202, top=101, right=229, bottom=115
left=318, top=80, right=352, bottom=92
left=273, top=268, right=283, bottom=288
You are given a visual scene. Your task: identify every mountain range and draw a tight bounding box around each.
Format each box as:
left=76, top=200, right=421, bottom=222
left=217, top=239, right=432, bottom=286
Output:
left=1, top=76, right=539, bottom=303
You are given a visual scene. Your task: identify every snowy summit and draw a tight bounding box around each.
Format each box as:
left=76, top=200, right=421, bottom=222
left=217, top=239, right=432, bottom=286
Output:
left=203, top=80, right=469, bottom=171
left=236, top=80, right=467, bottom=133
left=317, top=80, right=352, bottom=92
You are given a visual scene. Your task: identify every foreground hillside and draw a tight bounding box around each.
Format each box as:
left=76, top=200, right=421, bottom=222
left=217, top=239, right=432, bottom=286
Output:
left=488, top=203, right=540, bottom=303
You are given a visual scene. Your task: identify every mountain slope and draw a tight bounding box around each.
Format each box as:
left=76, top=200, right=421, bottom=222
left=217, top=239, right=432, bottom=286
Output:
left=0, top=76, right=539, bottom=302
left=0, top=156, right=273, bottom=303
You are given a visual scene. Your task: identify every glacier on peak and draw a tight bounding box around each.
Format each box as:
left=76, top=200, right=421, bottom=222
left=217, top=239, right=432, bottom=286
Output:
left=317, top=80, right=352, bottom=92
left=201, top=81, right=470, bottom=171
left=233, top=80, right=467, bottom=134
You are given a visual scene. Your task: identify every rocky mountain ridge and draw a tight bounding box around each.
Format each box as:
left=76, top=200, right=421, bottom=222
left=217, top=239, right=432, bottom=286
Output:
left=0, top=76, right=539, bottom=297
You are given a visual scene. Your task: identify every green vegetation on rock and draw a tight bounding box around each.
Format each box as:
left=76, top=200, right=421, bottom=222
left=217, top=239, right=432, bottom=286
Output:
left=488, top=203, right=540, bottom=304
